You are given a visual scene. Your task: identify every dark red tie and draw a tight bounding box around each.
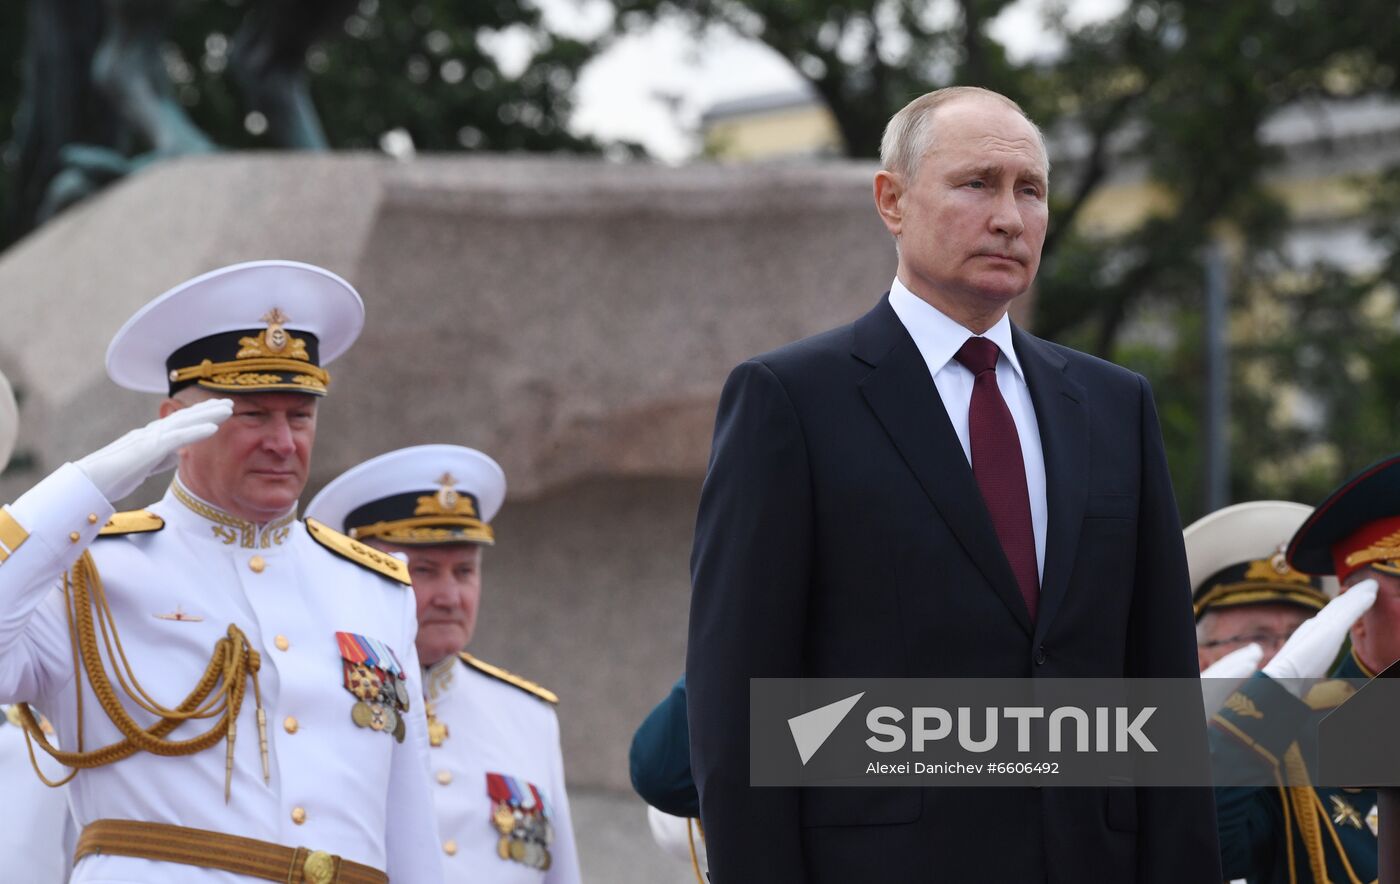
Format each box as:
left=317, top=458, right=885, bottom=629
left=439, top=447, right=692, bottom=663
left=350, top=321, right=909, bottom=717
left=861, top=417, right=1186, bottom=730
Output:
left=954, top=337, right=1039, bottom=621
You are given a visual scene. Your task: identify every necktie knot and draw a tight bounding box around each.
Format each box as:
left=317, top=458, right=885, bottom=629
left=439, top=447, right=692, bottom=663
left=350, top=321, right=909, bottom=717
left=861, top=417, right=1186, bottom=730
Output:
left=955, top=336, right=1000, bottom=376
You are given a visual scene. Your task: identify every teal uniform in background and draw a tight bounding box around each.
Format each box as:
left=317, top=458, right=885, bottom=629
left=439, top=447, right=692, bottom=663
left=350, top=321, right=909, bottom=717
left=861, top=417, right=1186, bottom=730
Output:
left=628, top=675, right=699, bottom=818
left=1212, top=646, right=1379, bottom=883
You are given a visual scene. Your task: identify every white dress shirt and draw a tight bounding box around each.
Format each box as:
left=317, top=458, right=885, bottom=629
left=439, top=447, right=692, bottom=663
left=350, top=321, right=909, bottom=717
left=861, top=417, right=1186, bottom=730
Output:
left=0, top=464, right=445, bottom=883
left=888, top=278, right=1047, bottom=579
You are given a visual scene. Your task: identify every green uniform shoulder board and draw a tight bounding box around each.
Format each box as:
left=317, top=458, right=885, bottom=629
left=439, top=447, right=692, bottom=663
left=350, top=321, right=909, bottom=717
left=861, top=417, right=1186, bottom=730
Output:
left=98, top=511, right=164, bottom=536
left=1303, top=678, right=1356, bottom=711
left=304, top=517, right=411, bottom=585
left=460, top=652, right=558, bottom=705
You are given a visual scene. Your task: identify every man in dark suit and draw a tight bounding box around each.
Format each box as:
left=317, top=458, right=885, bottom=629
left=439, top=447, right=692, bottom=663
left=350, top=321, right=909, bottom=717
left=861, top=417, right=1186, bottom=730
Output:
left=686, top=86, right=1221, bottom=883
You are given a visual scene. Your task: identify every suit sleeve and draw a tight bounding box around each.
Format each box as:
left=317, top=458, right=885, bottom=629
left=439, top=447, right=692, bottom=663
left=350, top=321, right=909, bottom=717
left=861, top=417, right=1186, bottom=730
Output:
left=1126, top=375, right=1224, bottom=883
left=629, top=674, right=699, bottom=817
left=383, top=590, right=446, bottom=884
left=0, top=463, right=114, bottom=704
left=687, top=359, right=812, bottom=884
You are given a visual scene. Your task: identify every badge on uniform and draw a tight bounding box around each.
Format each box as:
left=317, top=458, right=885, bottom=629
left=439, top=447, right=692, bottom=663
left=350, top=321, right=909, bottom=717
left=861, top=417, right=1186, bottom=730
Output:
left=335, top=632, right=410, bottom=743
left=486, top=772, right=555, bottom=870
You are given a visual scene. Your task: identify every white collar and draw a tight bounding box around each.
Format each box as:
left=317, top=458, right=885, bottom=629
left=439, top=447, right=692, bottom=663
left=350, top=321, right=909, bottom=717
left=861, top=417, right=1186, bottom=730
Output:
left=888, top=277, right=1025, bottom=382
left=423, top=654, right=460, bottom=701
left=162, top=474, right=298, bottom=549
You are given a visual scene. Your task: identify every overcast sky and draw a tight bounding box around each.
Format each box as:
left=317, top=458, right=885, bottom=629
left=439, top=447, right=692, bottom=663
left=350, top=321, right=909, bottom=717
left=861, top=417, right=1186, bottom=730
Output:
left=522, top=0, right=1127, bottom=161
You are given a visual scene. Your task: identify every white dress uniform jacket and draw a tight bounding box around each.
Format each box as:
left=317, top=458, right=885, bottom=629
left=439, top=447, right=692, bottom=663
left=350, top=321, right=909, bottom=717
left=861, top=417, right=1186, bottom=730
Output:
left=0, top=464, right=445, bottom=884
left=425, top=654, right=580, bottom=883
left=0, top=706, right=74, bottom=882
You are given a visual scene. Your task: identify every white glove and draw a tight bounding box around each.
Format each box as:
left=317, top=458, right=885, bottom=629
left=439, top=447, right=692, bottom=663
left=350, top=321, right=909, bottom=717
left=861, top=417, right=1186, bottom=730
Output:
left=646, top=806, right=707, bottom=873
left=1200, top=643, right=1264, bottom=718
left=1261, top=579, right=1379, bottom=691
left=75, top=399, right=233, bottom=503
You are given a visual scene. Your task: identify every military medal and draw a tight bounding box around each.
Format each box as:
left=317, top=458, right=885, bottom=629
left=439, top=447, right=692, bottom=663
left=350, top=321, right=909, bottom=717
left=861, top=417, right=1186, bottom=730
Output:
left=1330, top=794, right=1364, bottom=829
left=486, top=772, right=555, bottom=869
left=336, top=632, right=411, bottom=742
left=425, top=699, right=450, bottom=747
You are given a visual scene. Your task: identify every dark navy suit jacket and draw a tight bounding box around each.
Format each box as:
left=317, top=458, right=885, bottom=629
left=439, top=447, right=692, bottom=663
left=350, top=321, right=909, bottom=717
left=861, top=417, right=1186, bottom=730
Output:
left=686, top=295, right=1222, bottom=883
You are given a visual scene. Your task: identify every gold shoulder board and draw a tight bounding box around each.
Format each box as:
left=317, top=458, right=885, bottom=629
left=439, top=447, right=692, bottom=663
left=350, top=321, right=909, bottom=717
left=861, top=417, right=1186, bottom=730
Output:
left=304, top=518, right=411, bottom=585
left=98, top=511, right=165, bottom=536
left=460, top=652, right=558, bottom=705
left=1303, top=678, right=1356, bottom=711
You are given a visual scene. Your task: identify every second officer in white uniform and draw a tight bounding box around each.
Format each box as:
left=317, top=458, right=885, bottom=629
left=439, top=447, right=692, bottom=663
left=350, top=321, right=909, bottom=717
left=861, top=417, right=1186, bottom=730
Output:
left=0, top=261, right=444, bottom=882
left=308, top=445, right=582, bottom=883
left=0, top=367, right=75, bottom=883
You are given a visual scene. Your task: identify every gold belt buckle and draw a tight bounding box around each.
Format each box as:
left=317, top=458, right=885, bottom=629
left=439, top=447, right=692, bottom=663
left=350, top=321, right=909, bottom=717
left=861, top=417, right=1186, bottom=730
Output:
left=302, top=849, right=337, bottom=884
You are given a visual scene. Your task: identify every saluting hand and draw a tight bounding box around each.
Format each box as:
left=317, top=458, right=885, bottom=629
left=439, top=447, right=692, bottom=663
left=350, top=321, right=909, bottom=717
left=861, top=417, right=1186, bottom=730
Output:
left=1262, top=578, right=1379, bottom=692
left=1199, top=643, right=1264, bottom=717
left=76, top=398, right=233, bottom=503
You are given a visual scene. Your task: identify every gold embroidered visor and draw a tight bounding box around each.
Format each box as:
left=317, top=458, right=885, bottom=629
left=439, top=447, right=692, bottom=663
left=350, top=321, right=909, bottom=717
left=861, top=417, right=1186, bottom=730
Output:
left=344, top=488, right=495, bottom=547
left=165, top=310, right=330, bottom=396
left=1192, top=555, right=1329, bottom=620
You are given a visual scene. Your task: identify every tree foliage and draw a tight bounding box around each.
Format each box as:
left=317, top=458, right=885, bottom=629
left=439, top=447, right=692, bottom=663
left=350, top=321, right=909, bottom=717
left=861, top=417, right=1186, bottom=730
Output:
left=0, top=0, right=609, bottom=243
left=162, top=0, right=602, bottom=153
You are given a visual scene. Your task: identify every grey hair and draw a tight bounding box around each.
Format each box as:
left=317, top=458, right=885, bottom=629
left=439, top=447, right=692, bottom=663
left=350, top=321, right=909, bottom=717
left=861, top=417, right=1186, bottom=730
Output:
left=171, top=386, right=215, bottom=405
left=879, top=86, right=1049, bottom=182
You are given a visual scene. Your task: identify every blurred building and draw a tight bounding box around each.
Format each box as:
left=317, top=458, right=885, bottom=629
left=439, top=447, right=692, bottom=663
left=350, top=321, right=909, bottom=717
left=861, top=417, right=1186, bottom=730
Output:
left=1054, top=95, right=1400, bottom=272
left=699, top=89, right=842, bottom=160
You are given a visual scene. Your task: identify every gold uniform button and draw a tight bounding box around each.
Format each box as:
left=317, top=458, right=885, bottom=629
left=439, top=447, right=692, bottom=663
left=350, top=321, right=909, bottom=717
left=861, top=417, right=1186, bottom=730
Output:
left=443, top=840, right=457, bottom=856
left=436, top=770, right=453, bottom=785
left=284, top=716, right=299, bottom=734
left=249, top=555, right=266, bottom=573
left=274, top=635, right=290, bottom=652
left=69, top=532, right=80, bottom=543
left=87, top=514, right=99, bottom=525
left=291, top=806, right=307, bottom=825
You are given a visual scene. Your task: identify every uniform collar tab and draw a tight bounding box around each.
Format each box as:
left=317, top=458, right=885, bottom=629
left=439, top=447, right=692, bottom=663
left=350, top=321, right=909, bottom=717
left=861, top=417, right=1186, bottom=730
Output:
left=424, top=654, right=458, bottom=700
left=166, top=476, right=297, bottom=549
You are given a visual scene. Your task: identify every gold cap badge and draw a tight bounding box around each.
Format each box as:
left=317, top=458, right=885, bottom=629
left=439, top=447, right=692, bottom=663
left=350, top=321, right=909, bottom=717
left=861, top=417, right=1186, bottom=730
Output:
left=237, top=308, right=310, bottom=361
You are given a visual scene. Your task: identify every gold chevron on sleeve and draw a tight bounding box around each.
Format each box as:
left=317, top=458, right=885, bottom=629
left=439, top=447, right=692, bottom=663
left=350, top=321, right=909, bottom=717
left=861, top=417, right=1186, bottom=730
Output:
left=0, top=508, right=29, bottom=561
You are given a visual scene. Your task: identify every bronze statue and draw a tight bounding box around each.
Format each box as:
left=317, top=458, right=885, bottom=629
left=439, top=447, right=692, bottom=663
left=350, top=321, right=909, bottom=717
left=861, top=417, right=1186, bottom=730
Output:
left=7, top=0, right=355, bottom=240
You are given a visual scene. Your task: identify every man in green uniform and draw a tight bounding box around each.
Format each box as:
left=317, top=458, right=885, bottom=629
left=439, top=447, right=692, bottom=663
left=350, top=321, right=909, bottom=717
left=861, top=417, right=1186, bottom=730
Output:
left=1209, top=458, right=1400, bottom=883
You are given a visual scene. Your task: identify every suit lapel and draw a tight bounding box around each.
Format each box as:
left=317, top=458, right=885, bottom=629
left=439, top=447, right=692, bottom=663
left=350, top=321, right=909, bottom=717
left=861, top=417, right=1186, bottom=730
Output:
left=1011, top=326, right=1088, bottom=642
left=854, top=298, right=1033, bottom=637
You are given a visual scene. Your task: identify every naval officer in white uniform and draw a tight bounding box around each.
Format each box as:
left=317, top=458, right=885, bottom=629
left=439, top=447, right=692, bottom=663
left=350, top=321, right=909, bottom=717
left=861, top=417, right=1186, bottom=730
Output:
left=0, top=368, right=76, bottom=883
left=307, top=445, right=581, bottom=884
left=0, top=261, right=444, bottom=883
